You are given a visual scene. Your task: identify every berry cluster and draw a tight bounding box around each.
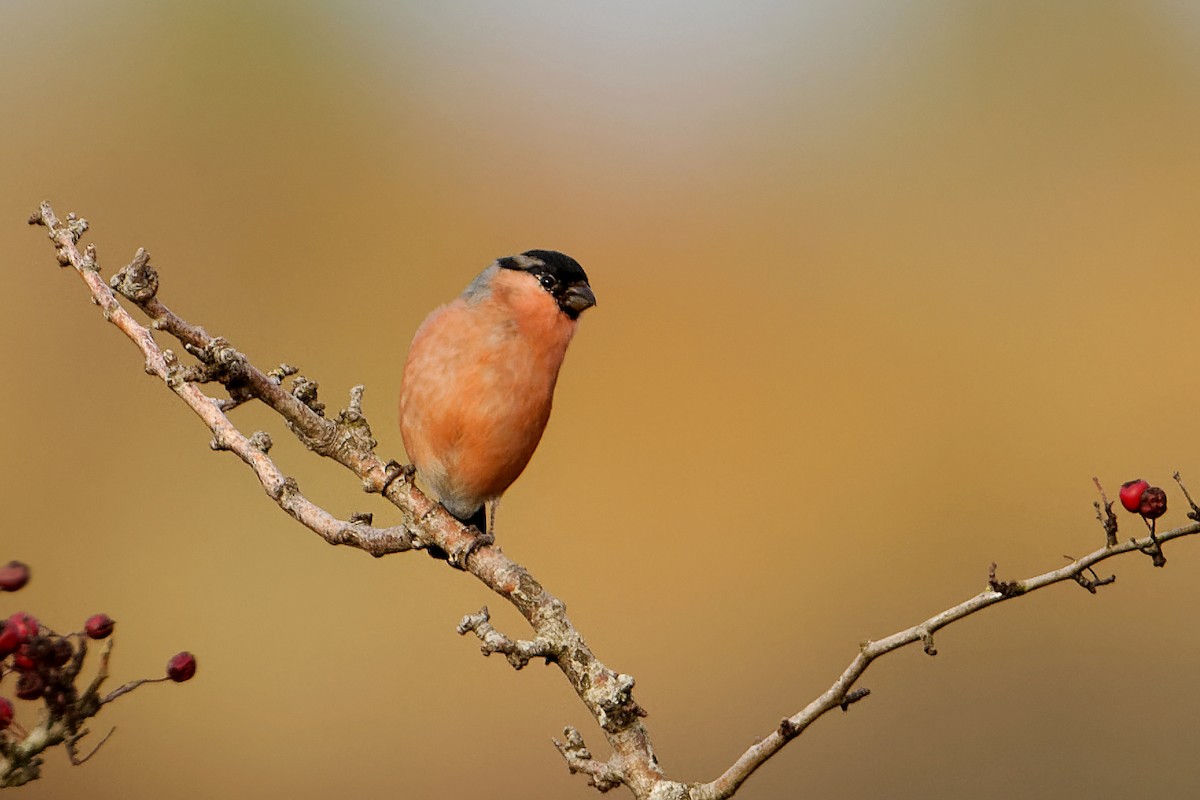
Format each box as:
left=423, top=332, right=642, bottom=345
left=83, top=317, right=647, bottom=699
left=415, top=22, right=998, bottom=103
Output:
left=1118, top=479, right=1168, bottom=527
left=1, top=561, right=197, bottom=785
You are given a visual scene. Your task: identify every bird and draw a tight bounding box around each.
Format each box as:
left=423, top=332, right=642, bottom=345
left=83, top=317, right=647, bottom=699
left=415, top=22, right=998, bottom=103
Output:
left=398, top=249, right=596, bottom=541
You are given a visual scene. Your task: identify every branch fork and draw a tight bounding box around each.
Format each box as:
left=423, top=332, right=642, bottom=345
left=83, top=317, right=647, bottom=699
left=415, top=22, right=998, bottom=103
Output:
left=456, top=607, right=560, bottom=669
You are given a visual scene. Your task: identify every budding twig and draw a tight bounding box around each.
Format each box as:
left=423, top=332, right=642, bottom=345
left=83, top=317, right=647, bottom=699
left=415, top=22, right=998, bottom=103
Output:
left=1093, top=477, right=1119, bottom=547
left=553, top=726, right=625, bottom=792
left=1173, top=472, right=1200, bottom=522
left=456, top=607, right=561, bottom=669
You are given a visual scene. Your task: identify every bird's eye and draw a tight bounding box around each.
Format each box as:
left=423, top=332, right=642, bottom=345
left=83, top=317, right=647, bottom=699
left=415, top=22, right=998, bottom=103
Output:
left=539, top=274, right=557, bottom=291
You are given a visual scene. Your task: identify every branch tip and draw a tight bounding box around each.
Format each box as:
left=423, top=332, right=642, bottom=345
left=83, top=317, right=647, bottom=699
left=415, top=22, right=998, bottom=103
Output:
left=66, top=726, right=117, bottom=766
left=1092, top=477, right=1120, bottom=547
left=80, top=243, right=98, bottom=272
left=248, top=431, right=273, bottom=453
left=266, top=363, right=300, bottom=383
left=456, top=606, right=490, bottom=635
left=839, top=687, right=871, bottom=711
left=553, top=727, right=624, bottom=792
left=110, top=247, right=159, bottom=302
left=291, top=376, right=325, bottom=416
left=1173, top=471, right=1200, bottom=522
left=1071, top=566, right=1116, bottom=594
left=347, top=384, right=366, bottom=416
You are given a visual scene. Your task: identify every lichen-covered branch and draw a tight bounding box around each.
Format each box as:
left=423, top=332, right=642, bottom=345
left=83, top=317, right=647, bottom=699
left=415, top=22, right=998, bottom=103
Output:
left=31, top=201, right=669, bottom=797
left=30, top=201, right=1200, bottom=799
left=32, top=205, right=417, bottom=558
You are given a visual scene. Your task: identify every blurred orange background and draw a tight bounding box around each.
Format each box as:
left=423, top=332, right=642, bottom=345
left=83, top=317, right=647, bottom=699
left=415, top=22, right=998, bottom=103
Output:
left=4, top=2, right=1200, bottom=798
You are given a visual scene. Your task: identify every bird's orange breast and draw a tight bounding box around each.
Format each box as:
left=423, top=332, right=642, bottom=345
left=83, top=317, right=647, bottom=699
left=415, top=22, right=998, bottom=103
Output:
left=398, top=270, right=578, bottom=519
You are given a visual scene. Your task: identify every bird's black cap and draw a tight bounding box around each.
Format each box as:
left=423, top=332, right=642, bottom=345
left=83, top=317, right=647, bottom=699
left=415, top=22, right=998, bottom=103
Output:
left=498, top=250, right=595, bottom=319
left=498, top=250, right=589, bottom=285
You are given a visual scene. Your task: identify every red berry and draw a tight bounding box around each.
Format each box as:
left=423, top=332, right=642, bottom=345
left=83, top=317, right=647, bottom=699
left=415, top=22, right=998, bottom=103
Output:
left=167, top=651, right=197, bottom=682
left=15, top=672, right=44, bottom=701
left=0, top=622, right=19, bottom=657
left=12, top=644, right=37, bottom=672
left=1139, top=486, right=1168, bottom=520
left=1119, top=479, right=1150, bottom=513
left=85, top=613, right=115, bottom=640
left=0, top=561, right=29, bottom=592
left=0, top=697, right=13, bottom=730
left=6, top=612, right=38, bottom=643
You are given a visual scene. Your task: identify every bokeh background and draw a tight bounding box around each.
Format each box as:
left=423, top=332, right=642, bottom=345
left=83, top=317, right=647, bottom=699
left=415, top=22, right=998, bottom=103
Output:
left=3, top=1, right=1200, bottom=798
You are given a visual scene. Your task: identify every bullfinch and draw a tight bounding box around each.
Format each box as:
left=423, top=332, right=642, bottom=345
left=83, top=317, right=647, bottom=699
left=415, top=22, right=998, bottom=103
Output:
left=398, top=250, right=596, bottom=539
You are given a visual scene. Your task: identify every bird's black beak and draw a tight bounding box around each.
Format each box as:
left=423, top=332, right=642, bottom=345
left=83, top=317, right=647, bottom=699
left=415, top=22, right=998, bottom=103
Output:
left=561, top=283, right=597, bottom=316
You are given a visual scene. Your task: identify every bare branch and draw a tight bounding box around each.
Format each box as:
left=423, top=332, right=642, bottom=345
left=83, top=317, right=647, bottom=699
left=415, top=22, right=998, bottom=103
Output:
left=33, top=203, right=419, bottom=558
left=33, top=201, right=669, bottom=797
left=32, top=201, right=1200, bottom=799
left=690, top=521, right=1200, bottom=800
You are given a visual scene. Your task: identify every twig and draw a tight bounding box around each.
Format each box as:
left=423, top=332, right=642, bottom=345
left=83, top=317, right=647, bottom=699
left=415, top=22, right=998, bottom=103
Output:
left=456, top=607, right=562, bottom=669
left=553, top=726, right=626, bottom=792
left=65, top=726, right=116, bottom=766
left=1173, top=472, right=1200, bottom=522
left=689, top=525, right=1199, bottom=800
left=1093, top=477, right=1119, bottom=547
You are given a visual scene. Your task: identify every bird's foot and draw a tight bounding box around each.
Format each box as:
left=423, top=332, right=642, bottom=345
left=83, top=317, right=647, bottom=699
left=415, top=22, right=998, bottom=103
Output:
left=446, top=527, right=494, bottom=569
left=379, top=460, right=416, bottom=495
left=425, top=531, right=493, bottom=569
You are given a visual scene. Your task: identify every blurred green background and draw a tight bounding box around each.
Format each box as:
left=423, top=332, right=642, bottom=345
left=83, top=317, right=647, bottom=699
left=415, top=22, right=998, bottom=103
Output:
left=4, top=1, right=1200, bottom=798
